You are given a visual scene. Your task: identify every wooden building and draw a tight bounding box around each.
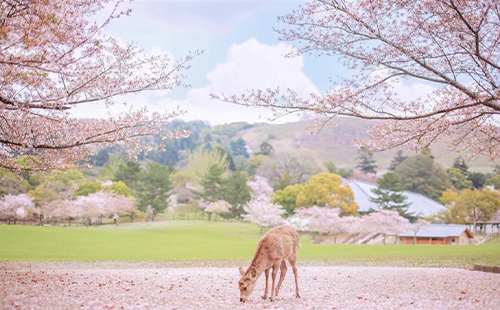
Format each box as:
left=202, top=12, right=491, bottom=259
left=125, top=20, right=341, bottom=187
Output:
left=398, top=225, right=474, bottom=245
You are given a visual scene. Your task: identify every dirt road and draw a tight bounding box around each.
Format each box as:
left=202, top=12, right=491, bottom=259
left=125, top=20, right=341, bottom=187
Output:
left=1, top=262, right=498, bottom=309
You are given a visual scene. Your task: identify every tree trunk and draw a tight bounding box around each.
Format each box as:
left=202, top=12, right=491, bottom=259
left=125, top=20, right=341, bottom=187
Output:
left=413, top=235, right=416, bottom=245
left=260, top=226, right=263, bottom=234
left=383, top=234, right=386, bottom=245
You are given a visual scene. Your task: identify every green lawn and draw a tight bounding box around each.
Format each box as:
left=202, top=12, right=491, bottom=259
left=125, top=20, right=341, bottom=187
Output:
left=1, top=221, right=499, bottom=268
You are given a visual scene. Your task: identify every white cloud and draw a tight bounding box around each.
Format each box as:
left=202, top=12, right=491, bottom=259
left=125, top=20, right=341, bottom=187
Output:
left=159, top=39, right=320, bottom=124
left=71, top=39, right=320, bottom=124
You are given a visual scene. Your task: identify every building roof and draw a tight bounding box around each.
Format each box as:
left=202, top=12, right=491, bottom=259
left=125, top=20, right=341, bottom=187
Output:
left=398, top=224, right=473, bottom=238
left=346, top=180, right=446, bottom=217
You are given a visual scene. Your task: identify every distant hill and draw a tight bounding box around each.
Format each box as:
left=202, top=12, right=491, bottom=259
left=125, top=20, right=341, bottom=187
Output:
left=236, top=117, right=499, bottom=173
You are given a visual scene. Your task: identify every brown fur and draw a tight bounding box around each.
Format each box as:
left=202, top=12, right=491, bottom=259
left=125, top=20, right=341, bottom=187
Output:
left=238, top=225, right=300, bottom=302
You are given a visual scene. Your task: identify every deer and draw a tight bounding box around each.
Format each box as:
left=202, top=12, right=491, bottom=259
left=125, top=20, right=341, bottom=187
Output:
left=238, top=224, right=300, bottom=302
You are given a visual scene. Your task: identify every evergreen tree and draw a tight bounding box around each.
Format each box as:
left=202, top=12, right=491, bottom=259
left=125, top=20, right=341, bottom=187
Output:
left=114, top=161, right=142, bottom=190
left=213, top=147, right=235, bottom=171
left=446, top=168, right=473, bottom=190
left=199, top=164, right=226, bottom=220
left=90, top=148, right=110, bottom=167
left=258, top=141, right=274, bottom=156
left=230, top=138, right=249, bottom=158
left=370, top=172, right=412, bottom=218
left=389, top=150, right=407, bottom=171
left=221, top=172, right=252, bottom=219
left=468, top=172, right=488, bottom=189
left=324, top=161, right=337, bottom=174
left=395, top=149, right=451, bottom=200
left=136, top=163, right=173, bottom=218
left=356, top=147, right=377, bottom=174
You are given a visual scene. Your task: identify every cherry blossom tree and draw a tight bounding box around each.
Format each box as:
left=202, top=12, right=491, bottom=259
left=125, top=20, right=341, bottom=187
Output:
left=166, top=194, right=178, bottom=220
left=205, top=200, right=230, bottom=221
left=295, top=206, right=347, bottom=243
left=244, top=176, right=285, bottom=233
left=247, top=175, right=274, bottom=197
left=243, top=198, right=285, bottom=234
left=0, top=0, right=200, bottom=171
left=0, top=194, right=37, bottom=225
left=363, top=210, right=410, bottom=244
left=74, top=191, right=136, bottom=226
left=214, top=0, right=500, bottom=159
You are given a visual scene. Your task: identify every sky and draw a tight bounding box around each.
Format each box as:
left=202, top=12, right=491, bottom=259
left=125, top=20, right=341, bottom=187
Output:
left=70, top=0, right=430, bottom=126
left=70, top=0, right=334, bottom=125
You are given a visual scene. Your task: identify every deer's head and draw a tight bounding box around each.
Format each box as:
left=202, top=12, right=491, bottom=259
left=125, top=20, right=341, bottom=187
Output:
left=238, top=266, right=257, bottom=302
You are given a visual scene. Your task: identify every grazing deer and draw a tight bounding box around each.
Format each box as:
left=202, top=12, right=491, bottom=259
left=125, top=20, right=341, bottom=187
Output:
left=238, top=225, right=300, bottom=302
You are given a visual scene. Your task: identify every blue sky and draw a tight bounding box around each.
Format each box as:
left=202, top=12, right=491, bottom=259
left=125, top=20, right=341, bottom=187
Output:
left=72, top=0, right=350, bottom=124
left=73, top=0, right=425, bottom=125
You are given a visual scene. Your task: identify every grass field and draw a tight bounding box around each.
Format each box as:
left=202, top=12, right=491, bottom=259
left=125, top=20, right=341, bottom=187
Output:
left=1, top=221, right=499, bottom=268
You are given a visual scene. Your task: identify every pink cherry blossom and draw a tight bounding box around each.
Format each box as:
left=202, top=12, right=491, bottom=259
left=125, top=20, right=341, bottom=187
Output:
left=0, top=0, right=200, bottom=171
left=213, top=0, right=500, bottom=160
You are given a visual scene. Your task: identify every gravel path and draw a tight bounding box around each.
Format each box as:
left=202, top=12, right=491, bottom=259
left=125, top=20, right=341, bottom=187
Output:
left=1, top=262, right=499, bottom=310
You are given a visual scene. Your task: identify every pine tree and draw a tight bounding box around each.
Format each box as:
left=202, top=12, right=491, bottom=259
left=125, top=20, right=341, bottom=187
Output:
left=356, top=147, right=377, bottom=174
left=389, top=150, right=407, bottom=171
left=136, top=163, right=173, bottom=218
left=230, top=138, right=249, bottom=158
left=199, top=164, right=226, bottom=220
left=370, top=172, right=412, bottom=218
left=258, top=141, right=274, bottom=156
left=222, top=172, right=252, bottom=219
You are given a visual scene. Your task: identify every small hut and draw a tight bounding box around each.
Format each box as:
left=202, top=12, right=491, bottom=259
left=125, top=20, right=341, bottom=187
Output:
left=398, top=224, right=474, bottom=245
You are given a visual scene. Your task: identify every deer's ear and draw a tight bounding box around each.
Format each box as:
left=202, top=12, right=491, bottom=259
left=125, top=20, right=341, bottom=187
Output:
left=239, top=266, right=245, bottom=276
left=249, top=267, right=256, bottom=278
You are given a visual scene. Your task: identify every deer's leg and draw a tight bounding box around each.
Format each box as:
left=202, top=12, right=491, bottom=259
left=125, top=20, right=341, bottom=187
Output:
left=274, top=261, right=287, bottom=298
left=269, top=262, right=280, bottom=302
left=288, top=254, right=300, bottom=298
left=262, top=268, right=270, bottom=299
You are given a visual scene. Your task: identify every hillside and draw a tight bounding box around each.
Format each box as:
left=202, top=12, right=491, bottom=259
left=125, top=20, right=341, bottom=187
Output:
left=237, top=117, right=499, bottom=172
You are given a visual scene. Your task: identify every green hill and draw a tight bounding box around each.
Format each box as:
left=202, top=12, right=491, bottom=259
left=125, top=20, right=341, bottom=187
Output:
left=237, top=117, right=499, bottom=172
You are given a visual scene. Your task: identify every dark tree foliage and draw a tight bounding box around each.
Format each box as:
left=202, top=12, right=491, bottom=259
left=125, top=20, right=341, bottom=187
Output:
left=258, top=141, right=274, bottom=156
left=356, top=147, right=377, bottom=174
left=324, top=161, right=337, bottom=174
left=136, top=163, right=173, bottom=216
left=216, top=147, right=236, bottom=171
left=394, top=150, right=450, bottom=201
left=468, top=172, right=489, bottom=189
left=370, top=172, right=412, bottom=218
left=221, top=171, right=251, bottom=219
left=338, top=168, right=353, bottom=179
left=389, top=150, right=408, bottom=171
left=198, top=164, right=226, bottom=221
left=199, top=164, right=225, bottom=202
left=114, top=161, right=142, bottom=191
left=90, top=148, right=110, bottom=167
left=230, top=137, right=249, bottom=158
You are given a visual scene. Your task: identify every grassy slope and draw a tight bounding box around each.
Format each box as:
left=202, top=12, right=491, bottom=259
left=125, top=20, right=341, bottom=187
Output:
left=1, top=221, right=499, bottom=268
left=240, top=118, right=499, bottom=172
